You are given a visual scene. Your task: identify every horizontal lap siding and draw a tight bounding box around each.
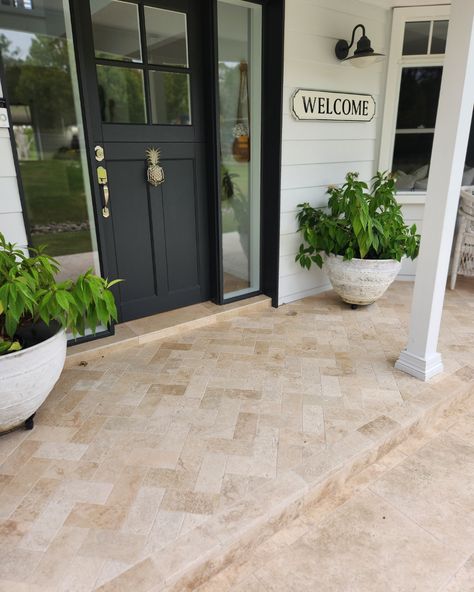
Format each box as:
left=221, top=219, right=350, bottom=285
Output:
left=399, top=202, right=424, bottom=279
left=0, top=82, right=27, bottom=246
left=279, top=0, right=391, bottom=304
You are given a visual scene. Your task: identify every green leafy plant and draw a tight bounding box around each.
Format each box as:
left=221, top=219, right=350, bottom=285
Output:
left=0, top=232, right=120, bottom=355
left=295, top=171, right=420, bottom=270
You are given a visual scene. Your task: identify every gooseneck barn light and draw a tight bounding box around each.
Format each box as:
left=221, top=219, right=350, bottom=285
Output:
left=335, top=24, right=385, bottom=67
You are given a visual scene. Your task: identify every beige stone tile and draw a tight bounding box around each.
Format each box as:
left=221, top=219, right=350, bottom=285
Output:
left=33, top=442, right=89, bottom=461
left=94, top=557, right=164, bottom=592
left=144, top=467, right=197, bottom=491
left=195, top=453, right=227, bottom=494
left=0, top=547, right=44, bottom=582
left=55, top=555, right=105, bottom=592
left=71, top=416, right=107, bottom=444
left=56, top=479, right=114, bottom=505
left=370, top=432, right=474, bottom=550
left=255, top=490, right=463, bottom=592
left=160, top=490, right=219, bottom=515
left=77, top=528, right=147, bottom=563
left=94, top=559, right=135, bottom=589
left=448, top=411, right=474, bottom=443
left=106, top=466, right=147, bottom=507
left=43, top=459, right=99, bottom=481
left=29, top=526, right=89, bottom=587
left=26, top=425, right=78, bottom=443
left=0, top=440, right=40, bottom=475
left=0, top=519, right=29, bottom=550
left=442, top=553, right=474, bottom=591
left=122, top=486, right=165, bottom=535
left=11, top=478, right=60, bottom=522
left=357, top=414, right=401, bottom=441
left=0, top=581, right=54, bottom=592
left=65, top=502, right=128, bottom=529
left=145, top=510, right=185, bottom=554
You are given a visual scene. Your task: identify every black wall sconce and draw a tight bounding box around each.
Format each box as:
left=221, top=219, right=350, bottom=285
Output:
left=335, top=24, right=385, bottom=67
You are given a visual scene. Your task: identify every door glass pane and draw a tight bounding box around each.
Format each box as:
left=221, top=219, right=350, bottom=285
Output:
left=144, top=6, right=188, bottom=67
left=149, top=71, right=191, bottom=125
left=218, top=0, right=262, bottom=298
left=402, top=21, right=430, bottom=55
left=0, top=0, right=101, bottom=281
left=96, top=65, right=146, bottom=123
left=431, top=20, right=449, bottom=54
left=90, top=0, right=142, bottom=63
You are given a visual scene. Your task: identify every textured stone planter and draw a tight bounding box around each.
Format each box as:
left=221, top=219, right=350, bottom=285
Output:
left=324, top=254, right=402, bottom=306
left=0, top=328, right=67, bottom=433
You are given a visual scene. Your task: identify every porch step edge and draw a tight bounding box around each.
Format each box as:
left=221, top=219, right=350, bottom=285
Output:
left=65, top=295, right=271, bottom=368
left=94, top=368, right=474, bottom=592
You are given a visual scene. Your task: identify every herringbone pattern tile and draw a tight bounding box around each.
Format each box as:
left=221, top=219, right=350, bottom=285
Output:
left=0, top=279, right=473, bottom=590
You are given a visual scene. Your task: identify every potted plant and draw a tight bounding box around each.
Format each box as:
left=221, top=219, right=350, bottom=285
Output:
left=0, top=232, right=120, bottom=433
left=295, top=171, right=420, bottom=307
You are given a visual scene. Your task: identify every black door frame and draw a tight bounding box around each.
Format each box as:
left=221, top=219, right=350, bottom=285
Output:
left=1, top=0, right=284, bottom=333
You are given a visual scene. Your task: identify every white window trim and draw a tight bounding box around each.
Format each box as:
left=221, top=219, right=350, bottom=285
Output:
left=379, top=4, right=450, bottom=205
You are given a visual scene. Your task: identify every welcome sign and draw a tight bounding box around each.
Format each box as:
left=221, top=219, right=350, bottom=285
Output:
left=291, top=89, right=376, bottom=122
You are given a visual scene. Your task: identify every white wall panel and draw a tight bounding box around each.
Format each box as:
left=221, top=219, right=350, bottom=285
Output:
left=0, top=178, right=22, bottom=214
left=0, top=98, right=26, bottom=245
left=0, top=213, right=28, bottom=246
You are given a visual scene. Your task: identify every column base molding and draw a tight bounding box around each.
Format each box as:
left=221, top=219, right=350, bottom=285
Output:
left=395, top=350, right=444, bottom=381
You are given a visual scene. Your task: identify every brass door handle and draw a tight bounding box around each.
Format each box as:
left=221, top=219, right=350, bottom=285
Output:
left=102, top=185, right=110, bottom=218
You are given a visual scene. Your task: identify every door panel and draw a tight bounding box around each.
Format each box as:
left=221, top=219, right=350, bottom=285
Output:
left=159, top=159, right=199, bottom=292
left=107, top=159, right=156, bottom=302
left=74, top=0, right=211, bottom=322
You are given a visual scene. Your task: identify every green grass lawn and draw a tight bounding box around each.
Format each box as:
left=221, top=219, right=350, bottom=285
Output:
left=31, top=230, right=92, bottom=257
left=20, top=159, right=90, bottom=225
left=20, top=158, right=93, bottom=256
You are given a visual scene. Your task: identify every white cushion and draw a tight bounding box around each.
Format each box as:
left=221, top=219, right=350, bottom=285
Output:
left=395, top=170, right=416, bottom=191
left=462, top=166, right=474, bottom=186
left=412, top=164, right=429, bottom=181
left=414, top=177, right=429, bottom=191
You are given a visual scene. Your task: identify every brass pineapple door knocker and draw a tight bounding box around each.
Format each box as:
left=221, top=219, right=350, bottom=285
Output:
left=146, top=147, right=165, bottom=187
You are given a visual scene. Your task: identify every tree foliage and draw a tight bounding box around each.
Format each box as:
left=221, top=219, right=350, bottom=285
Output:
left=296, top=171, right=420, bottom=270
left=0, top=233, right=120, bottom=355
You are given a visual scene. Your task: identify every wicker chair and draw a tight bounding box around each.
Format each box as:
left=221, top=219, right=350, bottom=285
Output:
left=450, top=186, right=474, bottom=289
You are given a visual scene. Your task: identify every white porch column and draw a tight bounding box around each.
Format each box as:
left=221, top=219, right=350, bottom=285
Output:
left=395, top=0, right=474, bottom=381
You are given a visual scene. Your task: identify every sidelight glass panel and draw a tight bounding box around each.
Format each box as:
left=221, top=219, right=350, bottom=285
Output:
left=217, top=0, right=262, bottom=298
left=402, top=21, right=430, bottom=55
left=144, top=6, right=188, bottom=68
left=0, top=0, right=101, bottom=281
left=149, top=71, right=191, bottom=125
left=90, top=0, right=142, bottom=63
left=96, top=65, right=146, bottom=123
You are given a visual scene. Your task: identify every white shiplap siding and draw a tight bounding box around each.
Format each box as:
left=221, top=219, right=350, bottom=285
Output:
left=0, top=81, right=27, bottom=247
left=278, top=0, right=392, bottom=304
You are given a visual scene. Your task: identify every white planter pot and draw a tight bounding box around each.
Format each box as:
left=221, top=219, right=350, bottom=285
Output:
left=0, top=328, right=67, bottom=433
left=324, top=254, right=402, bottom=306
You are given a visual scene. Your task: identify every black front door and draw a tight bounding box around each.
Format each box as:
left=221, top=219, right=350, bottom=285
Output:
left=73, top=0, right=211, bottom=321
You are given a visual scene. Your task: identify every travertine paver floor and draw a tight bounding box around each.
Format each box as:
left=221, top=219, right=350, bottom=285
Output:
left=198, top=390, right=474, bottom=592
left=0, top=279, right=473, bottom=591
